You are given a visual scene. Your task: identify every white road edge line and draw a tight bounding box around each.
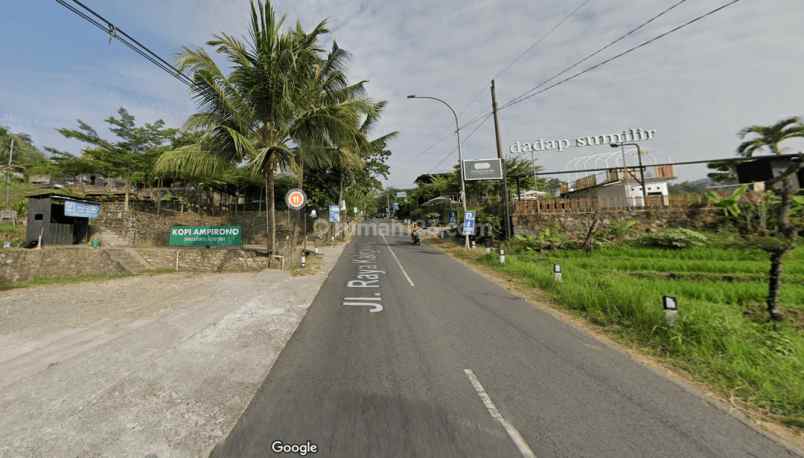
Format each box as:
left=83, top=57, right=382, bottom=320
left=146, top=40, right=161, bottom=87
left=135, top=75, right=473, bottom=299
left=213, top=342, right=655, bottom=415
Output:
left=464, top=369, right=536, bottom=458
left=380, top=234, right=415, bottom=287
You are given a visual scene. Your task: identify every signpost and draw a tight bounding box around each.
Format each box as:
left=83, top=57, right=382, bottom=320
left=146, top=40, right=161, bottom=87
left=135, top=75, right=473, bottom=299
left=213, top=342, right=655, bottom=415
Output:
left=396, top=191, right=407, bottom=198
left=169, top=225, right=242, bottom=247
left=463, top=159, right=503, bottom=181
left=285, top=188, right=307, bottom=210
left=328, top=204, right=340, bottom=223
left=463, top=211, right=476, bottom=236
left=285, top=189, right=307, bottom=250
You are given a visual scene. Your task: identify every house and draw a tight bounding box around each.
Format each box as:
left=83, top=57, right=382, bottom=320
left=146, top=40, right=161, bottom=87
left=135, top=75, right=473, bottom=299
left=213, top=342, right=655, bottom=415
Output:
left=25, top=191, right=102, bottom=247
left=29, top=175, right=52, bottom=186
left=560, top=165, right=676, bottom=208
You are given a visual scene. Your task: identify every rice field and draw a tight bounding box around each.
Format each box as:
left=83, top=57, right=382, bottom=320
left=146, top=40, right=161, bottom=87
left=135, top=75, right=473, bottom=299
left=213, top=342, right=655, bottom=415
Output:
left=461, top=243, right=804, bottom=424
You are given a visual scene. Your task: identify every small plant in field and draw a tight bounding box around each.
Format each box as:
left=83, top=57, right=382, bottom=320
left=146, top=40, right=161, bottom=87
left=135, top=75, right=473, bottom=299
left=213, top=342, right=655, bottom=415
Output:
left=607, top=219, right=637, bottom=241
left=639, top=228, right=708, bottom=249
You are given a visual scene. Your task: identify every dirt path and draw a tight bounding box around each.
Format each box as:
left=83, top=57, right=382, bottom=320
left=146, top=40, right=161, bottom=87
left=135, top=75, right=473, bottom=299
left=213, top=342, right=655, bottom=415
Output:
left=0, top=244, right=345, bottom=458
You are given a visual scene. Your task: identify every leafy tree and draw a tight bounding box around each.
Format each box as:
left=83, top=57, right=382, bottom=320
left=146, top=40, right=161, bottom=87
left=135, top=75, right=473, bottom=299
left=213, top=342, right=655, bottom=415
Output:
left=709, top=116, right=803, bottom=321
left=157, top=0, right=372, bottom=253
left=0, top=126, right=48, bottom=173
left=49, top=108, right=177, bottom=186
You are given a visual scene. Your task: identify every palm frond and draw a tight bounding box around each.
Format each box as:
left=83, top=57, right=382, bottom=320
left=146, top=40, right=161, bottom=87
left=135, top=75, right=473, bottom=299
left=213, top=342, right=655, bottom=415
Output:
left=154, top=145, right=232, bottom=178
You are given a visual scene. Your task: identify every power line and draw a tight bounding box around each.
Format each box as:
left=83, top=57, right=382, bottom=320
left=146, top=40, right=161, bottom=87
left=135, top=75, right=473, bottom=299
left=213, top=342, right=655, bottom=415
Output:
left=457, top=0, right=592, bottom=118
left=56, top=0, right=195, bottom=88
left=412, top=113, right=491, bottom=159
left=428, top=113, right=492, bottom=173
left=503, top=0, right=689, bottom=109
left=500, top=0, right=742, bottom=112
left=495, top=0, right=593, bottom=82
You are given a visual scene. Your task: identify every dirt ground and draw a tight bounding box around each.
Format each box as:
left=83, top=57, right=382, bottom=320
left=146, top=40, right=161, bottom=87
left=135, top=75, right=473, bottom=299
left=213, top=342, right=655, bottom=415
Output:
left=0, top=244, right=344, bottom=458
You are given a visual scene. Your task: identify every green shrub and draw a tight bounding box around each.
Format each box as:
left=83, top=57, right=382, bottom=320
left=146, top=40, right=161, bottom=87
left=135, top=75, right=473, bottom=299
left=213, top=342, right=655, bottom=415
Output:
left=507, top=227, right=568, bottom=252
left=639, top=228, right=709, bottom=249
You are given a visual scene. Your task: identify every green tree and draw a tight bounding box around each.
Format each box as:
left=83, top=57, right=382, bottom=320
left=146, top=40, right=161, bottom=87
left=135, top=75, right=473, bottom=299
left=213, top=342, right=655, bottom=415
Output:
left=157, top=0, right=372, bottom=253
left=49, top=108, right=177, bottom=186
left=710, top=117, right=804, bottom=321
left=0, top=127, right=48, bottom=173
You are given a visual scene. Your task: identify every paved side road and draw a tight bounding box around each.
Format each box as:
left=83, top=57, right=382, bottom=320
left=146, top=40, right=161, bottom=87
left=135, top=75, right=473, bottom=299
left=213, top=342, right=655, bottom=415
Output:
left=0, top=244, right=344, bottom=458
left=213, top=231, right=800, bottom=458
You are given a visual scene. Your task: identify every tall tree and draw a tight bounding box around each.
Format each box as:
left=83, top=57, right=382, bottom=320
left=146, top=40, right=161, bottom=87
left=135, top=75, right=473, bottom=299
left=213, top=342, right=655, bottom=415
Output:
left=50, top=108, right=177, bottom=187
left=711, top=117, right=804, bottom=320
left=156, top=0, right=371, bottom=253
left=0, top=126, right=48, bottom=173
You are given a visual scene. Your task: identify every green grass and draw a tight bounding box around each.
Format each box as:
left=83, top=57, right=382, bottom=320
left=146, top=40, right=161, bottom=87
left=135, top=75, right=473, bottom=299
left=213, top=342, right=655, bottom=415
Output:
left=456, top=243, right=804, bottom=424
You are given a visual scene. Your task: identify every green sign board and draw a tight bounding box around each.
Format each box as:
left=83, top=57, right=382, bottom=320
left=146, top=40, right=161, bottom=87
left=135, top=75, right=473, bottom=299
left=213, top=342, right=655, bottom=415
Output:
left=169, top=225, right=242, bottom=247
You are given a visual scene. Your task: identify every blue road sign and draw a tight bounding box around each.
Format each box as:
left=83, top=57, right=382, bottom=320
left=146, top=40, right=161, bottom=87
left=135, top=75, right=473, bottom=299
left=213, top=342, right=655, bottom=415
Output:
left=329, top=204, right=341, bottom=223
left=448, top=210, right=457, bottom=225
left=463, top=211, right=476, bottom=236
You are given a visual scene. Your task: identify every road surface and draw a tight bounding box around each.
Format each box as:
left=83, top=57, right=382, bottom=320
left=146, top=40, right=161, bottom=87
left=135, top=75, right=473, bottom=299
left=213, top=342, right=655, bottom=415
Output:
left=212, top=228, right=798, bottom=458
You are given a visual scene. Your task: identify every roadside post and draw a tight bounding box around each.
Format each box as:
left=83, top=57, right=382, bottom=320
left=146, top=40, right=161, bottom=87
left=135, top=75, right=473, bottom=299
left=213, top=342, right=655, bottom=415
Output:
left=499, top=249, right=506, bottom=264
left=285, top=189, right=306, bottom=262
left=663, top=296, right=678, bottom=326
left=463, top=211, right=476, bottom=248
left=553, top=263, right=562, bottom=282
left=329, top=204, right=340, bottom=242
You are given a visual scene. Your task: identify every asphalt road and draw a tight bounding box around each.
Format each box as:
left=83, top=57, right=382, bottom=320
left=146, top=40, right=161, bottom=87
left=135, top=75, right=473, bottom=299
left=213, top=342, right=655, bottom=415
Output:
left=212, top=228, right=798, bottom=458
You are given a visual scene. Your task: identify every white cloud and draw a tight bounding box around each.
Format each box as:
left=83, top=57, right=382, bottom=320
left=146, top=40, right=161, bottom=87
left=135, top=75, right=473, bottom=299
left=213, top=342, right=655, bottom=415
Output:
left=3, top=0, right=803, bottom=186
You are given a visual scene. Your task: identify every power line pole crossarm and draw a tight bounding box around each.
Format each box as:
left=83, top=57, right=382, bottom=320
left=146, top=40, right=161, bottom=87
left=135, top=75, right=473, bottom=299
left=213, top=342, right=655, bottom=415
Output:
left=491, top=80, right=512, bottom=240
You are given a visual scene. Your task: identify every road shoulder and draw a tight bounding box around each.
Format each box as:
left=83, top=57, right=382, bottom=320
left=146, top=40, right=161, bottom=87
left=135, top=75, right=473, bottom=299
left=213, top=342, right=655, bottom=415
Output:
left=0, top=243, right=347, bottom=458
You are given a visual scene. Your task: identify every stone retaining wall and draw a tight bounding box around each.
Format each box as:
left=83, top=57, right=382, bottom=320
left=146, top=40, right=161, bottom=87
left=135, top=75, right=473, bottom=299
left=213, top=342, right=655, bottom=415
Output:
left=90, top=195, right=299, bottom=247
left=0, top=248, right=127, bottom=283
left=0, top=247, right=277, bottom=284
left=513, top=204, right=722, bottom=238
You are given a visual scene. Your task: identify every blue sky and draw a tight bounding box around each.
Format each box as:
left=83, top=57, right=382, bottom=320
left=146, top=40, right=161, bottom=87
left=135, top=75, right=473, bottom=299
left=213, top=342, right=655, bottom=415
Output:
left=2, top=0, right=803, bottom=187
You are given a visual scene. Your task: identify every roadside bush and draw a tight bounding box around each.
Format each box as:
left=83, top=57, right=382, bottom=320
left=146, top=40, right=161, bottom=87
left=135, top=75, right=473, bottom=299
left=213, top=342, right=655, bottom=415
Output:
left=506, top=227, right=568, bottom=252
left=639, top=228, right=708, bottom=249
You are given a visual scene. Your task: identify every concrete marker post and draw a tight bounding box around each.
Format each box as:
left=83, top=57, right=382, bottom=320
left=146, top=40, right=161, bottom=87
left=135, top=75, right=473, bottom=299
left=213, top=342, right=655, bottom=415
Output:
left=663, top=295, right=678, bottom=326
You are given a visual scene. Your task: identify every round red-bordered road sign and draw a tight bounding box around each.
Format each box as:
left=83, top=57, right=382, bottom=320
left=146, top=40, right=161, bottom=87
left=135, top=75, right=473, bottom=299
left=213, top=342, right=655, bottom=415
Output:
left=285, top=188, right=307, bottom=210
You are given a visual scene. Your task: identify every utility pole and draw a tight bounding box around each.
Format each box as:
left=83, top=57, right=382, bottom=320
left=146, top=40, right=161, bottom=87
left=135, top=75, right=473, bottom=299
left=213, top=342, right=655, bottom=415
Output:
left=491, top=80, right=512, bottom=240
left=407, top=95, right=470, bottom=248
left=5, top=138, right=14, bottom=210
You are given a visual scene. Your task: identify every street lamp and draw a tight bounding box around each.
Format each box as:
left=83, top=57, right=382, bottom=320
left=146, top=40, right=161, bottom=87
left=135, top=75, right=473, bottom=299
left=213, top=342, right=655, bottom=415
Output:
left=611, top=142, right=648, bottom=207
left=407, top=94, right=470, bottom=249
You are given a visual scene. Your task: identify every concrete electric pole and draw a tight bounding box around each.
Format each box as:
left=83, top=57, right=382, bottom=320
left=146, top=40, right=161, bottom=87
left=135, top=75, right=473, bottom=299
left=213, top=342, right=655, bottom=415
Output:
left=491, top=80, right=512, bottom=240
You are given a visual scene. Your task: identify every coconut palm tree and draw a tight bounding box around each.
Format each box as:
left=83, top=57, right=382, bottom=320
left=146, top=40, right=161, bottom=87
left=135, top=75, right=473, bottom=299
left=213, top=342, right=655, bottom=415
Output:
left=737, top=116, right=804, bottom=320
left=156, top=0, right=371, bottom=254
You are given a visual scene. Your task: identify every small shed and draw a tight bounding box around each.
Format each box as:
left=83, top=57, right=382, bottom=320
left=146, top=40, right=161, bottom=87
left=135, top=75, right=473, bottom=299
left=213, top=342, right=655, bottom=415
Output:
left=25, top=192, right=102, bottom=247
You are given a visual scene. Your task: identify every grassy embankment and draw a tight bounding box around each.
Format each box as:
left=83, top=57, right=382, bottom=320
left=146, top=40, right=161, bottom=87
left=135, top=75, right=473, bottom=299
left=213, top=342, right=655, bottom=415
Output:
left=444, top=241, right=804, bottom=428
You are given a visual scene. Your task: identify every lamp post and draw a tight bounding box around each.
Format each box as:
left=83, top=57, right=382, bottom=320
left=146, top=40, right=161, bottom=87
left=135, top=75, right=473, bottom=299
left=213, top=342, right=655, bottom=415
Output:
left=407, top=94, right=470, bottom=249
left=611, top=142, right=648, bottom=207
